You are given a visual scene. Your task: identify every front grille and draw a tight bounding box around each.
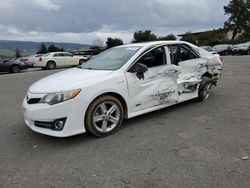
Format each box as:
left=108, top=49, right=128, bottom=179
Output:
left=27, top=98, right=41, bottom=104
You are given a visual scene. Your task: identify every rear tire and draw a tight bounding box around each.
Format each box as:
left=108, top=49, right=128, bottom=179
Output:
left=85, top=95, right=124, bottom=137
left=11, top=65, right=20, bottom=73
left=46, top=61, right=56, bottom=70
left=198, top=77, right=212, bottom=101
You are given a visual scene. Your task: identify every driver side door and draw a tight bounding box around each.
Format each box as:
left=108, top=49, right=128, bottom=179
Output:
left=125, top=46, right=178, bottom=112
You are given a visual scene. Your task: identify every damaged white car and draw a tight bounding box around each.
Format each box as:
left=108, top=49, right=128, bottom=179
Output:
left=22, top=41, right=222, bottom=137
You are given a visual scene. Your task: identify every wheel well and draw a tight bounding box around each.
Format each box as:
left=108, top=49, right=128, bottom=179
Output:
left=11, top=64, right=20, bottom=68
left=92, top=92, right=128, bottom=119
left=79, top=59, right=85, bottom=65
left=202, top=72, right=213, bottom=78
left=10, top=64, right=20, bottom=71
left=47, top=60, right=56, bottom=66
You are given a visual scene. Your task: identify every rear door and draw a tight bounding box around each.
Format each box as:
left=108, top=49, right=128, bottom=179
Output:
left=125, top=46, right=179, bottom=112
left=167, top=44, right=207, bottom=94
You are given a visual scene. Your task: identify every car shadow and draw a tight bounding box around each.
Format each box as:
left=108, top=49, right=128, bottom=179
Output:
left=122, top=99, right=196, bottom=129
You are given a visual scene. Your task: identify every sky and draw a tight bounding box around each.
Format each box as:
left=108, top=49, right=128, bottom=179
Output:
left=0, top=0, right=231, bottom=44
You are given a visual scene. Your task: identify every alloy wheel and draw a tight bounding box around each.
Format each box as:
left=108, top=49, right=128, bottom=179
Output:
left=92, top=101, right=120, bottom=133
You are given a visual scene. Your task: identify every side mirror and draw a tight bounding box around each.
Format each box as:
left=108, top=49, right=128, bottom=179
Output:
left=129, top=63, right=148, bottom=74
left=129, top=63, right=148, bottom=80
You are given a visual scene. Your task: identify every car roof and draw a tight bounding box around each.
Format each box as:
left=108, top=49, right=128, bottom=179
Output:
left=48, top=52, right=70, bottom=54
left=120, top=41, right=188, bottom=48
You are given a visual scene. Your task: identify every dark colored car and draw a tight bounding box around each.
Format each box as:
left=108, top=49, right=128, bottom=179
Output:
left=0, top=58, right=27, bottom=73
left=212, top=44, right=233, bottom=56
left=232, top=43, right=250, bottom=55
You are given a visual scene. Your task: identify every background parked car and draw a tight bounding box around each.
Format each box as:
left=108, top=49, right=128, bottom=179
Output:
left=212, top=44, right=233, bottom=55
left=232, top=43, right=250, bottom=55
left=20, top=54, right=43, bottom=67
left=201, top=46, right=213, bottom=52
left=34, top=52, right=88, bottom=70
left=0, top=58, right=27, bottom=73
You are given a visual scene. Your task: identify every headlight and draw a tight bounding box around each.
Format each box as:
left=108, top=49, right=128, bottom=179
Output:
left=39, top=89, right=81, bottom=105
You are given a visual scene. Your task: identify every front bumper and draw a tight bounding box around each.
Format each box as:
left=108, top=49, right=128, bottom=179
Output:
left=22, top=92, right=88, bottom=137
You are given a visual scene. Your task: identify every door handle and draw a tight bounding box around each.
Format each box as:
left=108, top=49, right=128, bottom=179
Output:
left=166, top=69, right=178, bottom=74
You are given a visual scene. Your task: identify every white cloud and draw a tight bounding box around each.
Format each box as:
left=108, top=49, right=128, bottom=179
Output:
left=33, top=0, right=60, bottom=11
left=0, top=0, right=231, bottom=44
left=7, top=26, right=21, bottom=35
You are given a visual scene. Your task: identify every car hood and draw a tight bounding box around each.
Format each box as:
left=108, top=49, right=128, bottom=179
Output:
left=29, top=68, right=113, bottom=93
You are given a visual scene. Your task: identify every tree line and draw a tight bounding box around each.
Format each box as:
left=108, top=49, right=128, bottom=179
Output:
left=181, top=0, right=250, bottom=46
left=36, top=43, right=64, bottom=54
left=89, top=31, right=177, bottom=53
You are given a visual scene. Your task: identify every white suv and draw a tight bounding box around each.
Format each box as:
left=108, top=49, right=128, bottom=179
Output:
left=34, top=52, right=87, bottom=70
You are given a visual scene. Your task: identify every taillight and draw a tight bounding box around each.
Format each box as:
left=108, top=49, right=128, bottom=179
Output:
left=39, top=57, right=42, bottom=62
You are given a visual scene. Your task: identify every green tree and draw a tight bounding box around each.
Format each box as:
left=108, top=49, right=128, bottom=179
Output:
left=106, top=37, right=124, bottom=49
left=37, top=43, right=47, bottom=54
left=132, top=30, right=157, bottom=43
left=47, top=44, right=64, bottom=52
left=90, top=39, right=105, bottom=53
left=15, top=48, right=21, bottom=58
left=180, top=32, right=197, bottom=44
left=158, top=34, right=177, bottom=41
left=224, top=0, right=250, bottom=40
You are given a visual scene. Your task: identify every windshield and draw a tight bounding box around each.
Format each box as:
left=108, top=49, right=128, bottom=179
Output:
left=238, top=43, right=249, bottom=48
left=42, top=53, right=51, bottom=57
left=81, top=46, right=141, bottom=70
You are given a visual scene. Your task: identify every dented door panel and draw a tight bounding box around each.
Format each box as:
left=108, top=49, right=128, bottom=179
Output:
left=126, top=65, right=179, bottom=112
left=177, top=58, right=207, bottom=94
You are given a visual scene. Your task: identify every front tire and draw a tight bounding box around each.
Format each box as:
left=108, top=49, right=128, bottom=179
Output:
left=11, top=65, right=20, bottom=73
left=85, top=95, right=124, bottom=137
left=79, top=59, right=85, bottom=65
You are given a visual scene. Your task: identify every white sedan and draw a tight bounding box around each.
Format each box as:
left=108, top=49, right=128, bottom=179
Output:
left=22, top=41, right=223, bottom=137
left=33, top=52, right=87, bottom=70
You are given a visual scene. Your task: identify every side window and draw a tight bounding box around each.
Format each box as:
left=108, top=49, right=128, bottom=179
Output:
left=168, top=44, right=199, bottom=65
left=53, top=53, right=62, bottom=57
left=63, top=53, right=73, bottom=57
left=137, top=47, right=166, bottom=68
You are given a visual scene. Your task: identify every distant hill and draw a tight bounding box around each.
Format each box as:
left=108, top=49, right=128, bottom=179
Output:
left=0, top=40, right=90, bottom=58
